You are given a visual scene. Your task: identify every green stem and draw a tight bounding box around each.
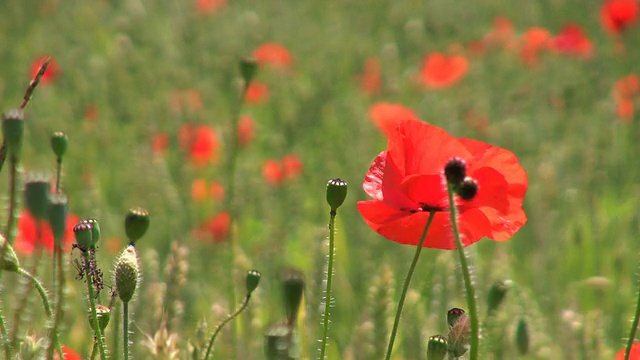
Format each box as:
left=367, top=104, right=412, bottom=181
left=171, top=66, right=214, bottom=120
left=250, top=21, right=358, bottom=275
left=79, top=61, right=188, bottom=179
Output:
left=624, top=281, right=640, bottom=360
left=47, top=231, right=66, bottom=360
left=55, top=158, right=62, bottom=193
left=123, top=301, right=129, bottom=360
left=446, top=183, right=479, bottom=360
left=84, top=253, right=107, bottom=360
left=384, top=210, right=436, bottom=360
left=204, top=293, right=252, bottom=360
left=91, top=342, right=98, bottom=360
left=319, top=209, right=339, bottom=359
left=0, top=303, right=10, bottom=359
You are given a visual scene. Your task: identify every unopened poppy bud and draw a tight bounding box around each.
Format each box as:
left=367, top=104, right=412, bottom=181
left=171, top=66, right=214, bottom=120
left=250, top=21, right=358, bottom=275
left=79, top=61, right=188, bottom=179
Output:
left=246, top=269, right=262, bottom=294
left=114, top=245, right=140, bottom=303
left=426, top=335, right=448, bottom=360
left=50, top=131, right=68, bottom=159
left=326, top=178, right=347, bottom=212
left=281, top=269, right=305, bottom=325
left=444, top=157, right=467, bottom=186
left=73, top=222, right=95, bottom=250
left=2, top=109, right=24, bottom=157
left=85, top=218, right=101, bottom=244
left=487, top=280, right=508, bottom=314
left=447, top=307, right=466, bottom=327
left=240, top=57, right=258, bottom=85
left=49, top=194, right=68, bottom=242
left=89, top=304, right=111, bottom=333
left=456, top=177, right=478, bottom=200
left=24, top=176, right=50, bottom=220
left=515, top=317, right=529, bottom=354
left=0, top=235, right=20, bottom=272
left=447, top=308, right=470, bottom=357
left=125, top=207, right=150, bottom=244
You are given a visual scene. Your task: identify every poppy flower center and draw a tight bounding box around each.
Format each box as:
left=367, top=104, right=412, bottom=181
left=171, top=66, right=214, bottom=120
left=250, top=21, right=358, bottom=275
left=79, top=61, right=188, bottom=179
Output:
left=406, top=202, right=447, bottom=214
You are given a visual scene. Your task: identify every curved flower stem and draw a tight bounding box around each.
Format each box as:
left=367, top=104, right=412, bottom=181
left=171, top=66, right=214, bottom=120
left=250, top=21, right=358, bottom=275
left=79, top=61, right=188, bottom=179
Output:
left=123, top=301, right=130, bottom=360
left=624, top=280, right=640, bottom=360
left=84, top=253, right=107, bottom=360
left=446, top=183, right=479, bottom=360
left=204, top=293, right=252, bottom=360
left=0, top=313, right=9, bottom=359
left=318, top=208, right=339, bottom=359
left=384, top=210, right=436, bottom=360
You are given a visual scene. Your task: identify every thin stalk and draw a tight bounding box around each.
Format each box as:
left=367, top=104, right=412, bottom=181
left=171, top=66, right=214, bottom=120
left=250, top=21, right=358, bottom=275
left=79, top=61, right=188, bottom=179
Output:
left=447, top=183, right=479, bottom=360
left=123, top=301, right=129, bottom=360
left=47, top=231, right=66, bottom=360
left=204, top=293, right=252, bottom=360
left=319, top=209, right=339, bottom=359
left=91, top=342, right=98, bottom=360
left=84, top=253, right=107, bottom=360
left=0, top=305, right=10, bottom=359
left=10, top=247, right=42, bottom=348
left=55, top=158, right=62, bottom=193
left=111, top=296, right=121, bottom=360
left=624, top=282, right=640, bottom=360
left=384, top=210, right=436, bottom=360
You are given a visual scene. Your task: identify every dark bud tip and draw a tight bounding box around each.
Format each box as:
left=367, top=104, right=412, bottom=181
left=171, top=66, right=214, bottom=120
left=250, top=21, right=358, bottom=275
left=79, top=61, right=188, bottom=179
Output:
left=246, top=269, right=262, bottom=294
left=426, top=335, right=448, bottom=360
left=444, top=157, right=467, bottom=186
left=515, top=317, right=529, bottom=355
left=50, top=131, right=68, bottom=159
left=239, top=57, right=258, bottom=85
left=24, top=177, right=51, bottom=220
left=280, top=268, right=305, bottom=325
left=326, top=178, right=348, bottom=212
left=125, top=207, right=150, bottom=244
left=2, top=109, right=25, bottom=154
left=48, top=193, right=69, bottom=243
left=487, top=280, right=509, bottom=314
left=85, top=218, right=101, bottom=244
left=456, top=177, right=478, bottom=201
left=447, top=307, right=466, bottom=328
left=73, top=221, right=96, bottom=250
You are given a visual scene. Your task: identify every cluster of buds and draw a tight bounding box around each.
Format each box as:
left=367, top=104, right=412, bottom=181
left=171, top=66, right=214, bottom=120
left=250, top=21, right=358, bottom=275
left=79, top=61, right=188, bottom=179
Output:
left=444, top=157, right=479, bottom=201
left=426, top=308, right=471, bottom=360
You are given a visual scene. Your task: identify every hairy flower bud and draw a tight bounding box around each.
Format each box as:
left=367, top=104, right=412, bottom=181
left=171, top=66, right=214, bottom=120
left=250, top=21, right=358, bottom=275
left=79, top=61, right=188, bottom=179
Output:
left=456, top=177, right=479, bottom=201
left=246, top=269, right=262, bottom=294
left=89, top=304, right=111, bottom=333
left=0, top=234, right=20, bottom=272
left=114, top=245, right=140, bottom=303
left=2, top=109, right=24, bottom=158
left=50, top=131, right=68, bottom=159
left=125, top=207, right=150, bottom=244
left=240, top=57, right=258, bottom=85
left=24, top=176, right=50, bottom=220
left=426, top=335, right=448, bottom=360
left=73, top=221, right=95, bottom=250
left=487, top=280, right=508, bottom=315
left=444, top=157, right=467, bottom=186
left=48, top=193, right=68, bottom=243
left=326, top=178, right=348, bottom=212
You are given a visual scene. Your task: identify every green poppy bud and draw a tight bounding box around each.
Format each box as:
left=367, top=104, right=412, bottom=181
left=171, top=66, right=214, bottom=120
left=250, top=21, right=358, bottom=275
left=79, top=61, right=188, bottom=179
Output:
left=89, top=304, right=111, bottom=333
left=48, top=194, right=68, bottom=243
left=0, top=234, right=20, bottom=272
left=85, top=218, right=100, bottom=244
left=326, top=178, right=348, bottom=212
left=487, top=280, right=508, bottom=315
left=24, top=176, right=51, bottom=220
left=447, top=307, right=466, bottom=328
left=515, top=317, right=529, bottom=355
left=50, top=131, right=68, bottom=159
left=456, top=177, right=478, bottom=201
left=239, top=57, right=258, bottom=85
left=73, top=221, right=96, bottom=250
left=125, top=207, right=150, bottom=244
left=246, top=269, right=262, bottom=294
left=444, top=157, right=467, bottom=186
left=114, top=245, right=140, bottom=303
left=426, top=335, right=448, bottom=360
left=2, top=109, right=24, bottom=158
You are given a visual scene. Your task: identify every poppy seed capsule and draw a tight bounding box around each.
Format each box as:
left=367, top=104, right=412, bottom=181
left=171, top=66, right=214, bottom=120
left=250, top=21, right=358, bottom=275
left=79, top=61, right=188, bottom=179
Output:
left=49, top=194, right=68, bottom=242
left=326, top=178, right=348, bottom=212
left=2, top=109, right=24, bottom=156
left=447, top=307, right=466, bottom=328
left=246, top=269, right=262, bottom=294
left=0, top=235, right=20, bottom=272
left=444, top=157, right=467, bottom=186
left=24, top=177, right=51, bottom=220
left=426, top=335, right=448, bottom=360
left=125, top=207, right=150, bottom=244
left=114, top=245, right=140, bottom=303
left=85, top=218, right=101, bottom=244
left=88, top=304, right=111, bottom=333
left=456, top=177, right=479, bottom=201
left=50, top=132, right=68, bottom=159
left=73, top=222, right=95, bottom=250
left=280, top=269, right=305, bottom=325
left=239, top=57, right=258, bottom=85
left=487, top=280, right=508, bottom=314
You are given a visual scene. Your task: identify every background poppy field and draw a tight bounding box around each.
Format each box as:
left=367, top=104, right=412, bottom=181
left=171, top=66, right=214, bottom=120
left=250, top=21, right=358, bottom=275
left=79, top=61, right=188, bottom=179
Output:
left=1, top=0, right=640, bottom=358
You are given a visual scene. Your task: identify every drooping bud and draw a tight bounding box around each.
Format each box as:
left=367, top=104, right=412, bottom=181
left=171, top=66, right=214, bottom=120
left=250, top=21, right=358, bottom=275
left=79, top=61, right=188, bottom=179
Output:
left=444, top=157, right=467, bottom=186
left=515, top=317, right=529, bottom=355
left=326, top=178, right=348, bottom=212
left=73, top=221, right=95, bottom=250
left=456, top=177, right=478, bottom=201
left=2, top=109, right=25, bottom=158
left=48, top=193, right=68, bottom=244
left=24, top=176, right=51, bottom=220
left=447, top=307, right=466, bottom=328
left=50, top=131, right=68, bottom=159
left=88, top=304, right=111, bottom=333
left=124, top=207, right=150, bottom=244
left=0, top=234, right=20, bottom=272
left=114, top=245, right=140, bottom=303
left=239, top=57, right=258, bottom=85
left=487, top=280, right=508, bottom=315
left=280, top=269, right=305, bottom=326
left=246, top=269, right=262, bottom=294
left=447, top=308, right=470, bottom=357
left=85, top=218, right=101, bottom=244
left=426, top=335, right=448, bottom=360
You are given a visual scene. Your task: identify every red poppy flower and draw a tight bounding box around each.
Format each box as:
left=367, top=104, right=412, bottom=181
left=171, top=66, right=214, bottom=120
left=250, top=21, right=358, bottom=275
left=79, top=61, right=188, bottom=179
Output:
left=601, top=0, right=639, bottom=35
left=238, top=115, right=255, bottom=147
left=549, top=24, right=594, bottom=59
left=244, top=81, right=270, bottom=104
left=195, top=0, right=226, bottom=14
left=263, top=159, right=284, bottom=186
left=253, top=43, right=292, bottom=69
left=179, top=124, right=220, bottom=166
left=84, top=103, right=99, bottom=122
left=615, top=342, right=640, bottom=360
left=209, top=181, right=224, bottom=202
left=282, top=154, right=303, bottom=180
left=484, top=17, right=515, bottom=48
left=369, top=103, right=419, bottom=137
left=614, top=73, right=640, bottom=99
left=358, top=57, right=382, bottom=95
left=616, top=97, right=634, bottom=122
left=357, top=116, right=527, bottom=250
left=201, top=211, right=231, bottom=243
left=520, top=27, right=551, bottom=66
left=152, top=133, right=169, bottom=155
left=30, top=56, right=59, bottom=85
left=14, top=210, right=80, bottom=255
left=192, top=178, right=209, bottom=201
left=54, top=346, right=82, bottom=360
left=419, top=52, right=469, bottom=89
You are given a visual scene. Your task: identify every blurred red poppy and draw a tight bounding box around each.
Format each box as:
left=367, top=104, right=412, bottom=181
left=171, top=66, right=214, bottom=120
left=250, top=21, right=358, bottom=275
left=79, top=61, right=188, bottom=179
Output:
left=616, top=97, right=634, bottom=122
left=14, top=210, right=80, bottom=255
left=192, top=178, right=209, bottom=201
left=30, top=56, right=59, bottom=85
left=179, top=124, right=220, bottom=166
left=520, top=27, right=551, bottom=66
left=357, top=115, right=527, bottom=250
left=54, top=346, right=82, bottom=360
left=209, top=181, right=224, bottom=202
left=202, top=211, right=231, bottom=243
left=601, top=0, right=639, bottom=35
left=282, top=154, right=303, bottom=180
left=419, top=52, right=469, bottom=89
left=549, top=24, right=594, bottom=59
left=358, top=57, right=382, bottom=95
left=615, top=342, right=640, bottom=359
left=238, top=115, right=255, bottom=147
left=84, top=103, right=99, bottom=122
left=244, top=81, right=270, bottom=104
left=369, top=103, right=419, bottom=137
left=263, top=159, right=284, bottom=186
left=614, top=73, right=639, bottom=99
left=152, top=133, right=169, bottom=155
left=253, top=43, right=292, bottom=69
left=195, top=0, right=226, bottom=14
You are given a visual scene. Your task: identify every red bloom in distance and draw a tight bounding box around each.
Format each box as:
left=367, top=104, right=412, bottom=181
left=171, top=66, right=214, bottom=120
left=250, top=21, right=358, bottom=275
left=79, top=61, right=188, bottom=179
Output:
left=419, top=52, right=469, bottom=89
left=203, top=211, right=231, bottom=243
left=238, top=115, right=255, bottom=147
left=615, top=342, right=640, bottom=360
left=54, top=346, right=82, bottom=360
left=520, top=27, right=551, bottom=66
left=195, top=0, right=226, bottom=14
left=282, top=154, right=303, bottom=180
left=30, top=56, right=59, bottom=85
left=179, top=124, right=220, bottom=166
left=14, top=210, right=80, bottom=255
left=358, top=57, right=382, bottom=95
left=253, top=43, right=292, bottom=69
left=152, top=133, right=169, bottom=155
left=601, top=0, right=639, bottom=35
left=549, top=24, right=594, bottom=59
left=369, top=103, right=419, bottom=137
left=263, top=159, right=284, bottom=186
left=357, top=115, right=527, bottom=250
left=244, top=81, right=270, bottom=104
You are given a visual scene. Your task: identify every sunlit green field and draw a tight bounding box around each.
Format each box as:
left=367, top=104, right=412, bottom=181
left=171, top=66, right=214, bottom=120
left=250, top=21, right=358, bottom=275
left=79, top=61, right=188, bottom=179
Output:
left=1, top=0, right=640, bottom=359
